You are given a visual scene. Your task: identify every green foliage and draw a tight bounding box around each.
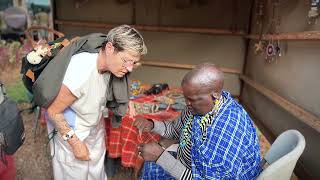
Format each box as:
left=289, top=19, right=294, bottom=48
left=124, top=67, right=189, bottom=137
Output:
left=6, top=80, right=29, bottom=103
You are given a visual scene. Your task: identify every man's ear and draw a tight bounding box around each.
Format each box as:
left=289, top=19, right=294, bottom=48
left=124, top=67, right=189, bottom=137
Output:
left=211, top=92, right=220, bottom=100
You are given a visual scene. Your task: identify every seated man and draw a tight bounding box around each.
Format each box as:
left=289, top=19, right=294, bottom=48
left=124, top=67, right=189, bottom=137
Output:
left=134, top=63, right=262, bottom=179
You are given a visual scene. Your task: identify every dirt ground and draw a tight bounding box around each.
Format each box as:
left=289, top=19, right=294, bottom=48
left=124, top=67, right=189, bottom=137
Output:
left=14, top=111, right=53, bottom=180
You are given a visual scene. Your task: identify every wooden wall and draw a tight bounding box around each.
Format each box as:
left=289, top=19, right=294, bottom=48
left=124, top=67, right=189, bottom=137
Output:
left=242, top=0, right=320, bottom=179
left=53, top=0, right=252, bottom=96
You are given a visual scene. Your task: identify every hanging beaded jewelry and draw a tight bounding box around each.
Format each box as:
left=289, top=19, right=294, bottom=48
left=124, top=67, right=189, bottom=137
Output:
left=179, top=98, right=222, bottom=148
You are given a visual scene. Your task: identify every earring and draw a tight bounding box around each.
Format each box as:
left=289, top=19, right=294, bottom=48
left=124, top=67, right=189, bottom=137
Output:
left=215, top=99, right=219, bottom=105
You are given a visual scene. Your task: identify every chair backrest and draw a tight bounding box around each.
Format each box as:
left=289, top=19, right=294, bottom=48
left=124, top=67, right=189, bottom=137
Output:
left=24, top=26, right=65, bottom=48
left=256, top=129, right=306, bottom=180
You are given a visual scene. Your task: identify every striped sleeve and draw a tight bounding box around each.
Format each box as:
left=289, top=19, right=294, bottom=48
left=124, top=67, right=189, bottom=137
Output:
left=156, top=151, right=192, bottom=180
left=180, top=169, right=192, bottom=180
left=151, top=108, right=189, bottom=140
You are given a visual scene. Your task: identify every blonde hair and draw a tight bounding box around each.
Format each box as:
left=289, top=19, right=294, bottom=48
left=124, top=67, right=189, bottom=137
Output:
left=106, top=25, right=147, bottom=55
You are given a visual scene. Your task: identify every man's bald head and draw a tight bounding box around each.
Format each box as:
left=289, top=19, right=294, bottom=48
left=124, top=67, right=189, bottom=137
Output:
left=181, top=63, right=224, bottom=95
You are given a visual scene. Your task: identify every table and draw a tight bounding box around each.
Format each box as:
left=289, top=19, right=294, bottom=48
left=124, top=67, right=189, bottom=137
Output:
left=104, top=90, right=182, bottom=176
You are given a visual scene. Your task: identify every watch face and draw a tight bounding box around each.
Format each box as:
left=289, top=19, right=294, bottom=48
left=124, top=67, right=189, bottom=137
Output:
left=63, top=130, right=75, bottom=141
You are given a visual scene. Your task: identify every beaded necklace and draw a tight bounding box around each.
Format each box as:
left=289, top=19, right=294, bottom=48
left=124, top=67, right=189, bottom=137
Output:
left=179, top=97, right=223, bottom=147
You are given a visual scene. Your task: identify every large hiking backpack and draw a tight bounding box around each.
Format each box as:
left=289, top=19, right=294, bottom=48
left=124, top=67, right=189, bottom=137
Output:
left=20, top=37, right=71, bottom=93
left=21, top=33, right=108, bottom=108
left=0, top=82, right=25, bottom=158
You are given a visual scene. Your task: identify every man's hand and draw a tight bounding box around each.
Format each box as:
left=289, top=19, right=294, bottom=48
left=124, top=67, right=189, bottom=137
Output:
left=128, top=101, right=136, bottom=118
left=133, top=118, right=154, bottom=135
left=68, top=136, right=90, bottom=161
left=137, top=142, right=164, bottom=161
left=159, top=138, right=178, bottom=149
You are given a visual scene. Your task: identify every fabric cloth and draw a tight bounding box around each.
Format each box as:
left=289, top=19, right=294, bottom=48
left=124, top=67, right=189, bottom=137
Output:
left=140, top=152, right=177, bottom=180
left=191, top=91, right=262, bottom=180
left=143, top=91, right=262, bottom=179
left=105, top=92, right=181, bottom=169
left=48, top=119, right=107, bottom=180
left=32, top=33, right=129, bottom=128
left=62, top=52, right=110, bottom=141
left=106, top=75, right=130, bottom=128
left=105, top=112, right=180, bottom=168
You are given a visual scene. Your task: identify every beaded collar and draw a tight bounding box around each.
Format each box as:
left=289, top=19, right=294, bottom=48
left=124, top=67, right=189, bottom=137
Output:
left=179, top=95, right=225, bottom=147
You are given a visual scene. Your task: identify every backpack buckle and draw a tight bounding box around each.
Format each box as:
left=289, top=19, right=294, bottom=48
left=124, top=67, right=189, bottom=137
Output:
left=0, top=83, right=6, bottom=104
left=0, top=133, right=6, bottom=147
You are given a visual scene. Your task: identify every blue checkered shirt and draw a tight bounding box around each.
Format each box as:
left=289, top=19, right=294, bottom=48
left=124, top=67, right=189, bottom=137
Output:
left=191, top=91, right=262, bottom=179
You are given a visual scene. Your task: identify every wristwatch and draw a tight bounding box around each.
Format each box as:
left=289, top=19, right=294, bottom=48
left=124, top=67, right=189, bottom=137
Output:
left=62, top=130, right=75, bottom=141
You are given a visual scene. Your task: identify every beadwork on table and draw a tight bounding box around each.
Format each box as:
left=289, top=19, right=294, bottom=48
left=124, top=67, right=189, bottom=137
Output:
left=129, top=81, right=186, bottom=115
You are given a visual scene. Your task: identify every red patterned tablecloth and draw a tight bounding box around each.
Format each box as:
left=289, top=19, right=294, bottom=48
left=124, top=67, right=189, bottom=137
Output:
left=104, top=91, right=181, bottom=172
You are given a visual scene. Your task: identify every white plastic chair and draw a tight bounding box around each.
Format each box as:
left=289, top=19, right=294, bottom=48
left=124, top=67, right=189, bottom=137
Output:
left=256, top=129, right=306, bottom=180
